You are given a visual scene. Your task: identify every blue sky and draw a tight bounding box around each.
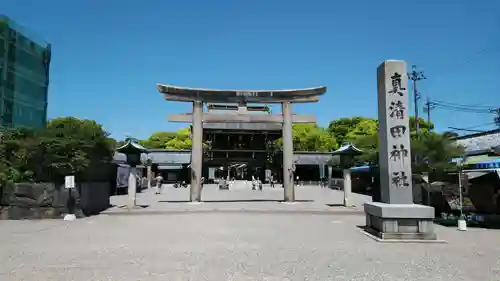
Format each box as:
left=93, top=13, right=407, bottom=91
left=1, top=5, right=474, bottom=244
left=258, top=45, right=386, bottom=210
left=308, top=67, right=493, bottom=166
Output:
left=3, top=0, right=499, bottom=140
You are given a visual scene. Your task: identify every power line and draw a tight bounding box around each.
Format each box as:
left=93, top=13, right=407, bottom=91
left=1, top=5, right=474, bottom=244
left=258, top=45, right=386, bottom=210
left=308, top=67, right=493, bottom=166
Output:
left=447, top=122, right=497, bottom=134
left=431, top=103, right=492, bottom=114
left=427, top=97, right=500, bottom=129
left=408, top=65, right=426, bottom=138
left=431, top=99, right=497, bottom=109
left=429, top=100, right=500, bottom=121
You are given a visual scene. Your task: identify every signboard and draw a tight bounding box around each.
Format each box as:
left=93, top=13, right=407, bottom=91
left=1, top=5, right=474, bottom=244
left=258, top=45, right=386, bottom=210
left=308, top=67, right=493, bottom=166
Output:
left=116, top=166, right=130, bottom=188
left=65, top=175, right=75, bottom=189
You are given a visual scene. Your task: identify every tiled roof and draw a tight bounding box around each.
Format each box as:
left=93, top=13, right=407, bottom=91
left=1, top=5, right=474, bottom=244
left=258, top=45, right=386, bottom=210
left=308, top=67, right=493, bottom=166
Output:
left=113, top=151, right=191, bottom=165
left=293, top=153, right=334, bottom=165
left=113, top=150, right=333, bottom=165
left=454, top=131, right=500, bottom=152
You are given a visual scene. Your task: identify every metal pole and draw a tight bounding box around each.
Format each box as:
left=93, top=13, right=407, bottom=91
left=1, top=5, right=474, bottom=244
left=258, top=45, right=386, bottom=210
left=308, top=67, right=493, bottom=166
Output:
left=426, top=97, right=431, bottom=125
left=408, top=65, right=426, bottom=138
left=458, top=163, right=464, bottom=219
left=457, top=158, right=467, bottom=231
left=413, top=77, right=420, bottom=136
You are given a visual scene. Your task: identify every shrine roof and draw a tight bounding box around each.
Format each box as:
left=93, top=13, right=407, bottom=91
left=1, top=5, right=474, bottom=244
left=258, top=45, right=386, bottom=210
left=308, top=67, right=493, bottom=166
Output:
left=157, top=84, right=326, bottom=103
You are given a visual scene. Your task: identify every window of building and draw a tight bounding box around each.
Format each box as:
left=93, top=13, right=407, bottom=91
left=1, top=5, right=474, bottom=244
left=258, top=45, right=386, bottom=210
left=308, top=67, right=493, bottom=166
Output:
left=0, top=22, right=6, bottom=35
left=8, top=28, right=16, bottom=42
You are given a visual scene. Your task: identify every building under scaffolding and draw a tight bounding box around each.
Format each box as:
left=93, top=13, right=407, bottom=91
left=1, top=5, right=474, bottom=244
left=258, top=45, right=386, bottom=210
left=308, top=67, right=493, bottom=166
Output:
left=0, top=15, right=51, bottom=129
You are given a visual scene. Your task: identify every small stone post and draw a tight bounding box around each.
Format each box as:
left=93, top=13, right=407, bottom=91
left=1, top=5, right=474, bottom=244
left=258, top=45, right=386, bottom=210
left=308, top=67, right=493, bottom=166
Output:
left=343, top=168, right=352, bottom=206
left=128, top=166, right=137, bottom=209
left=147, top=165, right=152, bottom=190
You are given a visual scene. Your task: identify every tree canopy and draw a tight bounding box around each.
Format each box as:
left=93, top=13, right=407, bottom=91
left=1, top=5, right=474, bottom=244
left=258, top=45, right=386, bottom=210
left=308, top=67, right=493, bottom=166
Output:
left=135, top=116, right=464, bottom=175
left=0, top=117, right=115, bottom=184
left=274, top=124, right=337, bottom=152
left=0, top=113, right=464, bottom=185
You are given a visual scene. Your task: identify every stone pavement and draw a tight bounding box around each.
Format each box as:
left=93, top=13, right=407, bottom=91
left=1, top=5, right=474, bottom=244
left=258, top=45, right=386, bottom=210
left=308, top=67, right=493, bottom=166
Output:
left=1, top=185, right=500, bottom=280
left=106, top=183, right=371, bottom=215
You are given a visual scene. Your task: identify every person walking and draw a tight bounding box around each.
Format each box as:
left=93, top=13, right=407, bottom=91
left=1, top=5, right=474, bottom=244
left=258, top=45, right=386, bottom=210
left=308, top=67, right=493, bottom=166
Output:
left=269, top=174, right=275, bottom=188
left=154, top=173, right=163, bottom=194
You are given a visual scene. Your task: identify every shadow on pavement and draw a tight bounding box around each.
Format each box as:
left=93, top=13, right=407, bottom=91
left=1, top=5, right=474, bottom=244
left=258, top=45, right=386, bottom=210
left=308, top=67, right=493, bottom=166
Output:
left=325, top=204, right=346, bottom=207
left=158, top=199, right=314, bottom=203
left=116, top=205, right=150, bottom=209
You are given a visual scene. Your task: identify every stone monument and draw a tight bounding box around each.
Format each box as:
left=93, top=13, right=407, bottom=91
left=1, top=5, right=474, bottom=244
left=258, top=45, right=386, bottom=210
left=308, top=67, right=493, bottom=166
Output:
left=363, top=60, right=436, bottom=240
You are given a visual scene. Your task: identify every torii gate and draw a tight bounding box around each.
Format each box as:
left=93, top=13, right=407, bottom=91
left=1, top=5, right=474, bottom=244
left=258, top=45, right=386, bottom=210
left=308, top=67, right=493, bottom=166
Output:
left=156, top=84, right=327, bottom=202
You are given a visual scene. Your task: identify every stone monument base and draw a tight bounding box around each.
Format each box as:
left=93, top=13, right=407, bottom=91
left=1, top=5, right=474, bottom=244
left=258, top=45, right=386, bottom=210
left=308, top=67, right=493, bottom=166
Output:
left=364, top=202, right=436, bottom=240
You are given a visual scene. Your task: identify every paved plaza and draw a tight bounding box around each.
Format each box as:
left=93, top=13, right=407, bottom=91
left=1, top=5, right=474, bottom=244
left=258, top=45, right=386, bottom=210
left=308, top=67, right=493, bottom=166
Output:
left=1, top=185, right=500, bottom=280
left=107, top=183, right=370, bottom=214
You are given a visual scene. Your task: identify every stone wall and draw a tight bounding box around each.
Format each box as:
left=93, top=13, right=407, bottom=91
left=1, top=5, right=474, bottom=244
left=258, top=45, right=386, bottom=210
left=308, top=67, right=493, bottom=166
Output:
left=79, top=182, right=111, bottom=215
left=0, top=182, right=111, bottom=220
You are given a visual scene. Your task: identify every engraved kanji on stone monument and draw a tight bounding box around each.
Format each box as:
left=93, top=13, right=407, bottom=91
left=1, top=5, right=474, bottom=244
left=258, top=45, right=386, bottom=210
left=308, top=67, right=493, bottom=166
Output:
left=388, top=72, right=406, bottom=96
left=391, top=171, right=410, bottom=188
left=377, top=60, right=413, bottom=204
left=389, top=125, right=406, bottom=138
left=389, top=101, right=405, bottom=120
left=389, top=144, right=409, bottom=164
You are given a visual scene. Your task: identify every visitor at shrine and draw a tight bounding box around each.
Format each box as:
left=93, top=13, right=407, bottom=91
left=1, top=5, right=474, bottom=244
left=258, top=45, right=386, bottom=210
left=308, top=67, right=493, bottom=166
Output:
left=154, top=173, right=163, bottom=194
left=269, top=174, right=275, bottom=188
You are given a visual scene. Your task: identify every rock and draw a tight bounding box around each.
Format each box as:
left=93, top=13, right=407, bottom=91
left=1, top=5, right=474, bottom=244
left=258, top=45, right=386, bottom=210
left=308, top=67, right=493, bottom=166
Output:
left=1, top=181, right=108, bottom=219
left=6, top=183, right=57, bottom=208
left=0, top=206, right=8, bottom=220
left=13, top=183, right=37, bottom=199
left=7, top=206, right=32, bottom=219
left=9, top=196, right=38, bottom=207
left=0, top=183, right=15, bottom=205
left=0, top=206, right=68, bottom=220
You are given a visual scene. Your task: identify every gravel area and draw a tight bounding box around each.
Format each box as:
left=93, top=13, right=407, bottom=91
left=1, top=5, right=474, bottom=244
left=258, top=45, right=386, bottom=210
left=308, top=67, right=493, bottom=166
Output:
left=1, top=184, right=499, bottom=280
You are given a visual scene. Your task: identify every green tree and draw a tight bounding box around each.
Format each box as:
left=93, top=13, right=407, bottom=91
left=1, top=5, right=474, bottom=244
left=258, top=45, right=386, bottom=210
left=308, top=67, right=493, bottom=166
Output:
left=0, top=128, right=39, bottom=183
left=140, top=128, right=212, bottom=150
left=140, top=132, right=179, bottom=149
left=442, top=131, right=459, bottom=139
left=275, top=124, right=337, bottom=152
left=411, top=131, right=465, bottom=174
left=164, top=128, right=192, bottom=150
left=344, top=119, right=378, bottom=141
left=327, top=116, right=459, bottom=172
left=328, top=117, right=366, bottom=146
left=409, top=116, right=434, bottom=133
left=0, top=117, right=115, bottom=183
left=349, top=134, right=379, bottom=165
left=327, top=117, right=378, bottom=147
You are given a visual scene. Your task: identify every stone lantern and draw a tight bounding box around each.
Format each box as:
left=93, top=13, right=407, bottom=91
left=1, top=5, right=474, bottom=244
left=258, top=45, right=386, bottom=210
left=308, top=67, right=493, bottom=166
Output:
left=116, top=138, right=148, bottom=209
left=332, top=143, right=363, bottom=207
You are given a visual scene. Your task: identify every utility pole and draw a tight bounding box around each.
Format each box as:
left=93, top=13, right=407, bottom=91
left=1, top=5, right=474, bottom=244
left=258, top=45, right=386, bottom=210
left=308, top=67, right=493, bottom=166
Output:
left=423, top=97, right=435, bottom=128
left=408, top=65, right=427, bottom=137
